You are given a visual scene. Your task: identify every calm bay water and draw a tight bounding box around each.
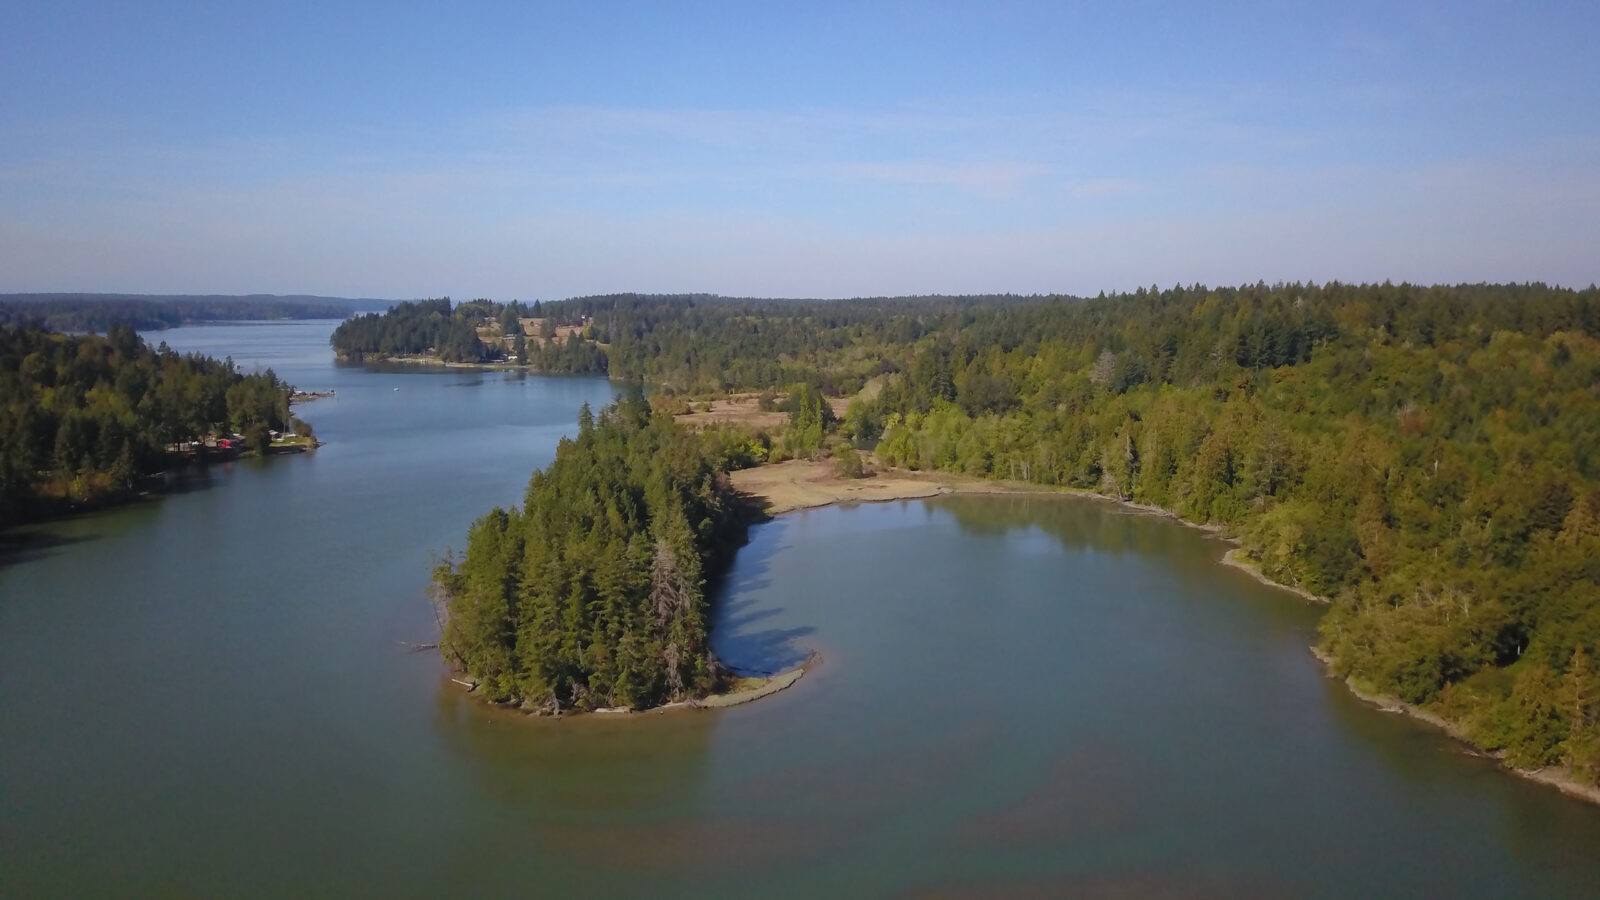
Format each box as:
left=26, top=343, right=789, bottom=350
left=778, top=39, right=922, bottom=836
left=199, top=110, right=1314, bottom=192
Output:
left=3, top=320, right=1600, bottom=897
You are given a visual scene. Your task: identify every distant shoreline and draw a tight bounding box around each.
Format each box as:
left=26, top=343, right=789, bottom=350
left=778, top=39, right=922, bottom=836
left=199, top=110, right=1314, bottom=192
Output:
left=351, top=354, right=520, bottom=370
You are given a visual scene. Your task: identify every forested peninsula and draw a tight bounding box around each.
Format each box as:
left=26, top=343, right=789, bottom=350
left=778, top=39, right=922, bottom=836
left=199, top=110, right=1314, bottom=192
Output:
left=0, top=322, right=312, bottom=530
left=415, top=282, right=1599, bottom=787
left=433, top=393, right=751, bottom=713
left=331, top=297, right=603, bottom=371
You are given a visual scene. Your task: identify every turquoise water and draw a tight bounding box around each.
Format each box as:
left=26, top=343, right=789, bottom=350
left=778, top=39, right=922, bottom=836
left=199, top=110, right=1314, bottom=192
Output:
left=3, top=321, right=1599, bottom=897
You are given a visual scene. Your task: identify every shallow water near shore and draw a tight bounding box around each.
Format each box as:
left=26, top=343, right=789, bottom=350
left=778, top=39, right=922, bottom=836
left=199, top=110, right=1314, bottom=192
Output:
left=4, top=320, right=1600, bottom=897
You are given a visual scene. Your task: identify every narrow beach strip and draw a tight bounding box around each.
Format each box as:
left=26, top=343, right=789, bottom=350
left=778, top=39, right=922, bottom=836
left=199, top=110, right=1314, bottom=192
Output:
left=695, top=666, right=807, bottom=709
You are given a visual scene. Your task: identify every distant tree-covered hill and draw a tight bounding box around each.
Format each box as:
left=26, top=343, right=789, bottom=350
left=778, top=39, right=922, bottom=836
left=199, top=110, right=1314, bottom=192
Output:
left=0, top=293, right=393, bottom=332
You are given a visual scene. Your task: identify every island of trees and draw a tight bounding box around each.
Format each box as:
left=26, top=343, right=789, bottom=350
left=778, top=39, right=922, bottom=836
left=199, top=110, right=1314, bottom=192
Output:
left=433, top=393, right=749, bottom=712
left=0, top=321, right=312, bottom=529
left=412, top=282, right=1597, bottom=782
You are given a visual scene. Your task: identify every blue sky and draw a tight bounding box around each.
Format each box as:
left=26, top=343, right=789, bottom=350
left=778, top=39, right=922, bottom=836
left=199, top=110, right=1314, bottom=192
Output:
left=2, top=1, right=1596, bottom=299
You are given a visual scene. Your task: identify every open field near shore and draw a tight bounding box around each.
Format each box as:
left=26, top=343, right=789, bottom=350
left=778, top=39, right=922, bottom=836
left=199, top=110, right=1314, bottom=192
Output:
left=729, top=458, right=1052, bottom=516
left=675, top=393, right=853, bottom=432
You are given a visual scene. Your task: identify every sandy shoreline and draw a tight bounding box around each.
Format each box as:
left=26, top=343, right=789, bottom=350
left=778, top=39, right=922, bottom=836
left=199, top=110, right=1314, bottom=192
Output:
left=692, top=666, right=808, bottom=709
left=1218, top=548, right=1325, bottom=604
left=471, top=662, right=811, bottom=718
left=728, top=457, right=1600, bottom=807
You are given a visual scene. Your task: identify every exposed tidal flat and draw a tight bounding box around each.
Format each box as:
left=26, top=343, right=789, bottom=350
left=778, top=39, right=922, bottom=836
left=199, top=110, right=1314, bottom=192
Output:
left=6, top=321, right=1600, bottom=896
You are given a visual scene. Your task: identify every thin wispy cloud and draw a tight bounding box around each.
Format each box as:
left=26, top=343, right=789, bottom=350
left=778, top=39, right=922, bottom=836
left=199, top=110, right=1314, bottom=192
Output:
left=830, top=160, right=1052, bottom=196
left=1066, top=178, right=1150, bottom=198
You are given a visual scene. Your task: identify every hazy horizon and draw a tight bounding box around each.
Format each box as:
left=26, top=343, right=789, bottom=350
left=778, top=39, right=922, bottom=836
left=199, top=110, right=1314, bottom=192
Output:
left=4, top=3, right=1597, bottom=300
left=6, top=278, right=1600, bottom=309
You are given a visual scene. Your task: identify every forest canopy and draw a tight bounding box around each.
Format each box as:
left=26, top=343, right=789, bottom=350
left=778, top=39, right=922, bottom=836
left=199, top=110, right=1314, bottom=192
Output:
left=0, top=322, right=299, bottom=528
left=422, top=281, right=1599, bottom=777
left=331, top=298, right=496, bottom=363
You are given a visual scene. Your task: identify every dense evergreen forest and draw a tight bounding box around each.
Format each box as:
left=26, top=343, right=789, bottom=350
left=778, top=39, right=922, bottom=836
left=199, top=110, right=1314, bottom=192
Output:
left=595, top=281, right=1593, bottom=778
left=0, top=293, right=375, bottom=332
left=433, top=394, right=748, bottom=712
left=0, top=322, right=301, bottom=529
left=416, top=282, right=1598, bottom=778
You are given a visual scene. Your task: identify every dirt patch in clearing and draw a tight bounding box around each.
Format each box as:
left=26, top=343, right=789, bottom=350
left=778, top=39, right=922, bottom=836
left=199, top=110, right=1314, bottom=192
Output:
left=676, top=394, right=853, bottom=432
left=730, top=459, right=949, bottom=515
left=677, top=394, right=789, bottom=431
